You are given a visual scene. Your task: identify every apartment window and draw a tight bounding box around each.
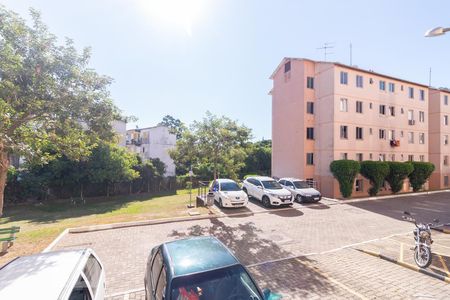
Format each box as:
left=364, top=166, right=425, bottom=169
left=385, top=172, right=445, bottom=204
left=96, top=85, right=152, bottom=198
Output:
left=420, top=155, right=425, bottom=162
left=407, top=110, right=414, bottom=121
left=445, top=95, right=449, bottom=106
left=400, top=131, right=404, bottom=137
left=391, top=154, right=396, bottom=161
left=419, top=111, right=425, bottom=123
left=356, top=127, right=363, bottom=140
left=340, top=125, right=348, bottom=139
left=388, top=82, right=395, bottom=92
left=356, top=101, right=363, bottom=113
left=340, top=98, right=348, bottom=112
left=408, top=132, right=414, bottom=144
left=445, top=176, right=449, bottom=187
left=408, top=87, right=414, bottom=99
left=379, top=154, right=386, bottom=161
left=389, top=106, right=395, bottom=116
left=401, top=154, right=404, bottom=161
left=341, top=153, right=348, bottom=160
left=420, top=89, right=425, bottom=101
left=142, top=147, right=145, bottom=153
left=356, top=75, right=363, bottom=88
left=445, top=115, right=449, bottom=126
left=445, top=135, right=449, bottom=145
left=307, top=77, right=314, bottom=89
left=379, top=80, right=386, bottom=91
left=284, top=61, right=291, bottom=73
left=306, top=127, right=314, bottom=140
left=379, top=129, right=386, bottom=139
left=369, top=128, right=373, bottom=135
left=355, top=179, right=363, bottom=192
left=419, top=133, right=425, bottom=144
left=356, top=153, right=363, bottom=162
left=388, top=130, right=395, bottom=140
left=307, top=102, right=314, bottom=114
left=379, top=105, right=386, bottom=115
left=340, top=71, right=348, bottom=85
left=444, top=155, right=449, bottom=166
left=408, top=155, right=414, bottom=162
left=306, top=153, right=314, bottom=165
left=369, top=103, right=373, bottom=109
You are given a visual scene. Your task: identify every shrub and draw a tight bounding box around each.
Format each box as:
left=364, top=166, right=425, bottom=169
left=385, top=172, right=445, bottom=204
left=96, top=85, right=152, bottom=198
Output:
left=330, top=160, right=360, bottom=198
left=360, top=161, right=390, bottom=196
left=408, top=162, right=435, bottom=192
left=385, top=162, right=414, bottom=194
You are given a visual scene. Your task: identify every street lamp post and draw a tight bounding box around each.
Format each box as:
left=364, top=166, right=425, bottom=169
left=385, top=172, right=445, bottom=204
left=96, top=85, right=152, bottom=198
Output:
left=425, top=26, right=450, bottom=37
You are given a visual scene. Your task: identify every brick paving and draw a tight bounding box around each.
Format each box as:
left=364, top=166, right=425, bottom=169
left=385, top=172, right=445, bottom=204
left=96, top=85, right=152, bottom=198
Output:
left=53, top=192, right=450, bottom=299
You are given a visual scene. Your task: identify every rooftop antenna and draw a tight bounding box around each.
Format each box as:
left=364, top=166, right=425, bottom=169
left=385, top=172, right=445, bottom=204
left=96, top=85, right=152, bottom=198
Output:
left=429, top=67, right=432, bottom=87
left=317, top=42, right=334, bottom=61
left=349, top=42, right=352, bottom=66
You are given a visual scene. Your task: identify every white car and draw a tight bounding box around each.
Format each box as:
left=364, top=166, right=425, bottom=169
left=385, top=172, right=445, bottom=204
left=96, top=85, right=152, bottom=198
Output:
left=242, top=176, right=293, bottom=207
left=279, top=178, right=322, bottom=203
left=211, top=179, right=248, bottom=208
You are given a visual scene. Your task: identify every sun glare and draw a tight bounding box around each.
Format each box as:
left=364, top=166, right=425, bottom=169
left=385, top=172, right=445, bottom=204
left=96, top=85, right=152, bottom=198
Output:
left=137, top=0, right=206, bottom=36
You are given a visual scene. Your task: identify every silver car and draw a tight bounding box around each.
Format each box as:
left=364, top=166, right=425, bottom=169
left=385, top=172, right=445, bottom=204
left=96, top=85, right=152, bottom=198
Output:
left=278, top=178, right=322, bottom=203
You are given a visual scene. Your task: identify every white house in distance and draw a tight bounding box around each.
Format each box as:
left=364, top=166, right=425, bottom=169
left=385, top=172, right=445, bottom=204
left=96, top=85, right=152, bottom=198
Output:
left=112, top=120, right=127, bottom=147
left=126, top=125, right=176, bottom=176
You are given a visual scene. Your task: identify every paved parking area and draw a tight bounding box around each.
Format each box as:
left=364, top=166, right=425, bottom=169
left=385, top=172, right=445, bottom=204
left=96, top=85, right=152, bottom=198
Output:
left=53, top=193, right=450, bottom=299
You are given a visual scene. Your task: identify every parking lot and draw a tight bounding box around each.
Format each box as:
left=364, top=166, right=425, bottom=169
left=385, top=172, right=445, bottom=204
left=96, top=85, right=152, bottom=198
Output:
left=52, top=192, right=450, bottom=299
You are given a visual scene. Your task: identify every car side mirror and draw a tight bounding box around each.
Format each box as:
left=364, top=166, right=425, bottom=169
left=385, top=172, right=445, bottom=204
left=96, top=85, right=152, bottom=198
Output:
left=434, top=218, right=440, bottom=223
left=404, top=211, right=411, bottom=216
left=257, top=186, right=263, bottom=189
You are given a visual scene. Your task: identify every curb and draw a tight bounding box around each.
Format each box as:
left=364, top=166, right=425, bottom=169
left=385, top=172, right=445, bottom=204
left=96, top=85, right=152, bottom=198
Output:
left=432, top=227, right=450, bottom=234
left=329, top=189, right=450, bottom=204
left=356, top=248, right=450, bottom=283
left=42, top=228, right=69, bottom=253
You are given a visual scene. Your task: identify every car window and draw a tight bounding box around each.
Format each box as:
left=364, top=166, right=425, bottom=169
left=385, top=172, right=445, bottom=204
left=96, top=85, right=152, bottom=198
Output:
left=212, top=182, right=219, bottom=192
left=156, top=267, right=167, bottom=300
left=293, top=181, right=310, bottom=189
left=261, top=180, right=282, bottom=189
left=151, top=250, right=163, bottom=292
left=220, top=182, right=241, bottom=191
left=254, top=180, right=262, bottom=187
left=83, top=255, right=102, bottom=297
left=171, top=265, right=262, bottom=300
left=279, top=180, right=285, bottom=185
left=69, top=275, right=92, bottom=300
left=286, top=181, right=294, bottom=188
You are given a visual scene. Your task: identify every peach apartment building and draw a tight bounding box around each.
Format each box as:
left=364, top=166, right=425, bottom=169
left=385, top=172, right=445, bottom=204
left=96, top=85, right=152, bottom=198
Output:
left=271, top=58, right=430, bottom=198
left=429, top=88, right=450, bottom=189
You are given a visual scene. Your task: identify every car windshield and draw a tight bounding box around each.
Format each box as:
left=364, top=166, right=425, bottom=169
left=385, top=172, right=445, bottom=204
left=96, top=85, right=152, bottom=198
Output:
left=293, top=181, right=310, bottom=189
left=261, top=180, right=282, bottom=189
left=220, top=182, right=241, bottom=191
left=171, top=265, right=262, bottom=300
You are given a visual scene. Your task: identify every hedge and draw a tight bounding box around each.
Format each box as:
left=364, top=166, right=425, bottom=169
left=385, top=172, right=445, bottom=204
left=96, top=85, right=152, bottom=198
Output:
left=408, top=162, right=435, bottom=192
left=385, top=162, right=414, bottom=194
left=360, top=161, right=390, bottom=196
left=330, top=160, right=360, bottom=198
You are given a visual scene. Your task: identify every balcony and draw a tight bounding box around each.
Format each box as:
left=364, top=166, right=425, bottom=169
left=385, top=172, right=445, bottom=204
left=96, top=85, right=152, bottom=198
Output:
left=408, top=119, right=416, bottom=125
left=390, top=139, right=400, bottom=147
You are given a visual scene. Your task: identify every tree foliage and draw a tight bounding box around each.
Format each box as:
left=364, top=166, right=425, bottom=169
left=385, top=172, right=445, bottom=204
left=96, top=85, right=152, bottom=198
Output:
left=360, top=161, right=390, bottom=196
left=158, top=115, right=186, bottom=139
left=240, top=140, right=271, bottom=177
left=408, top=162, right=435, bottom=192
left=170, top=112, right=252, bottom=180
left=330, top=160, right=360, bottom=198
left=0, top=7, right=122, bottom=215
left=385, top=162, right=414, bottom=194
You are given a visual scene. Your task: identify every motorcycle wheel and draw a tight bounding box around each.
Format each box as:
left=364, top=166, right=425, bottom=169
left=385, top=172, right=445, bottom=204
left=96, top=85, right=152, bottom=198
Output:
left=414, top=245, right=432, bottom=268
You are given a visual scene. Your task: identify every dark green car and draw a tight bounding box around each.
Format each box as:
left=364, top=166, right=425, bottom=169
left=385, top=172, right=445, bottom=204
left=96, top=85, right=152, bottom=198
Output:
left=144, top=236, right=281, bottom=300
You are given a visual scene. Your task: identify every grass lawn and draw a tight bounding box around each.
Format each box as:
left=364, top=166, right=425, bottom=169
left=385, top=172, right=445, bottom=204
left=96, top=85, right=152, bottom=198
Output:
left=0, top=189, right=209, bottom=266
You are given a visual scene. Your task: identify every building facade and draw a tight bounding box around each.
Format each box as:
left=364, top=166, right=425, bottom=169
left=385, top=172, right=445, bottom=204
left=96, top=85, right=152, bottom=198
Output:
left=271, top=58, right=432, bottom=198
left=126, top=126, right=176, bottom=176
left=112, top=120, right=127, bottom=147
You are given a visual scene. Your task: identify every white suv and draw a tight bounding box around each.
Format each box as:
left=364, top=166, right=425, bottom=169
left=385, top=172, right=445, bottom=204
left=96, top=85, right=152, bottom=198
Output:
left=242, top=176, right=293, bottom=207
left=210, top=179, right=248, bottom=208
left=278, top=178, right=322, bottom=203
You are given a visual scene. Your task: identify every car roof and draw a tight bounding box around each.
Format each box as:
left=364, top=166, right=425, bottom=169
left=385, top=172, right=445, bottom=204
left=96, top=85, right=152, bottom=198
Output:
left=0, top=249, right=89, bottom=300
left=163, top=236, right=239, bottom=277
left=246, top=176, right=274, bottom=181
left=279, top=177, right=304, bottom=182
left=216, top=178, right=236, bottom=183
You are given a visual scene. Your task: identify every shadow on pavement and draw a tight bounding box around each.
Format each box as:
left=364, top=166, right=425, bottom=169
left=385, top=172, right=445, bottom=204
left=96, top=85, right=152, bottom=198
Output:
left=168, top=218, right=345, bottom=297
left=268, top=209, right=304, bottom=217
left=301, top=202, right=330, bottom=210
left=216, top=206, right=254, bottom=217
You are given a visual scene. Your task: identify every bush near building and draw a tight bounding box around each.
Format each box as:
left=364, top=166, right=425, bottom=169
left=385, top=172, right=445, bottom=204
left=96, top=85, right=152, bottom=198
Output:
left=360, top=161, right=390, bottom=196
left=408, top=162, right=435, bottom=192
left=330, top=160, right=360, bottom=198
left=385, top=162, right=414, bottom=194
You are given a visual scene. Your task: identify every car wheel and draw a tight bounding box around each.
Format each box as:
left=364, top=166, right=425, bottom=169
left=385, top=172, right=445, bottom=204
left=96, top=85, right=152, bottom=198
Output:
left=296, top=194, right=303, bottom=203
left=219, top=198, right=224, bottom=208
left=262, top=196, right=271, bottom=208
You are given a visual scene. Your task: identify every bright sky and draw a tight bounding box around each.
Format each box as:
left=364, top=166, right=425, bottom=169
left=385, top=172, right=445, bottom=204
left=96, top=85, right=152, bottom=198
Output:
left=3, top=0, right=450, bottom=140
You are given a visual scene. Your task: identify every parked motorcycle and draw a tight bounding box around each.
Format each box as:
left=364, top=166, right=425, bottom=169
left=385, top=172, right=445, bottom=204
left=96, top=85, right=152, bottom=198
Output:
left=403, top=211, right=439, bottom=268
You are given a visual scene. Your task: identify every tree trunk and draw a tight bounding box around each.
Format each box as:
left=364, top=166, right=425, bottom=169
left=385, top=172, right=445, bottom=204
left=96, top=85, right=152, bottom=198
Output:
left=0, top=149, right=10, bottom=217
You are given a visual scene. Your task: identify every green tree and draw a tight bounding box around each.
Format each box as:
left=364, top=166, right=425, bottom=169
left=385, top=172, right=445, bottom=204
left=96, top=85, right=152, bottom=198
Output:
left=0, top=7, right=122, bottom=215
left=241, top=140, right=271, bottom=176
left=408, top=162, right=435, bottom=192
left=360, top=161, right=390, bottom=196
left=330, top=160, right=360, bottom=198
left=170, top=112, right=252, bottom=180
left=385, top=162, right=414, bottom=194
left=158, top=115, right=186, bottom=139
